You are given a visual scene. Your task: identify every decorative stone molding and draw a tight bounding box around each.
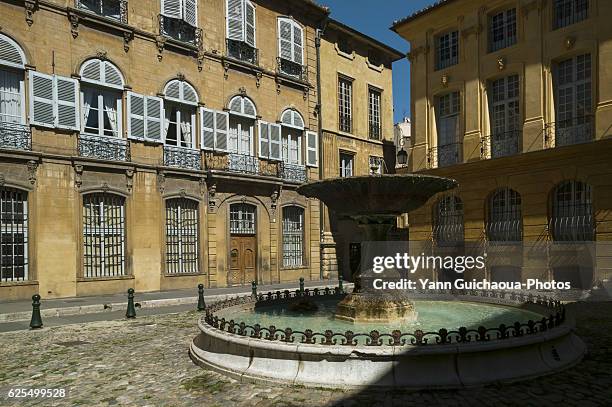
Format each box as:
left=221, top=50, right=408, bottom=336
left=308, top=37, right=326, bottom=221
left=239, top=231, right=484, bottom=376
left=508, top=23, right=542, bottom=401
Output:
left=26, top=160, right=38, bottom=185
left=223, top=61, right=230, bottom=79
left=101, top=182, right=110, bottom=193
left=74, top=164, right=84, bottom=189
left=123, top=31, right=134, bottom=53
left=125, top=168, right=134, bottom=193
left=238, top=86, right=247, bottom=96
left=157, top=171, right=166, bottom=193
left=565, top=36, right=576, bottom=50
left=208, top=182, right=217, bottom=213
left=0, top=174, right=5, bottom=187
left=24, top=0, right=38, bottom=26
left=155, top=36, right=166, bottom=61
left=199, top=177, right=206, bottom=196
left=176, top=72, right=186, bottom=82
left=270, top=186, right=282, bottom=223
left=68, top=11, right=79, bottom=39
left=197, top=50, right=205, bottom=71
left=303, top=86, right=309, bottom=101
left=497, top=57, right=506, bottom=71
left=255, top=71, right=262, bottom=88
left=96, top=50, right=108, bottom=60
left=275, top=77, right=281, bottom=95
left=179, top=188, right=187, bottom=198
left=441, top=74, right=449, bottom=87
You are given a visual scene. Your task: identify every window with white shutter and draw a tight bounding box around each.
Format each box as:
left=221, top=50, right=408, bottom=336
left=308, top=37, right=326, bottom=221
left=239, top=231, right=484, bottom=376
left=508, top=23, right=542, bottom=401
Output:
left=199, top=108, right=230, bottom=152
left=160, top=0, right=199, bottom=44
left=201, top=107, right=215, bottom=150
left=214, top=111, right=229, bottom=152
left=226, top=0, right=257, bottom=64
left=127, top=91, right=164, bottom=142
left=0, top=34, right=27, bottom=130
left=29, top=72, right=80, bottom=131
left=258, top=121, right=269, bottom=158
left=269, top=123, right=282, bottom=161
left=277, top=17, right=305, bottom=79
left=306, top=130, right=318, bottom=167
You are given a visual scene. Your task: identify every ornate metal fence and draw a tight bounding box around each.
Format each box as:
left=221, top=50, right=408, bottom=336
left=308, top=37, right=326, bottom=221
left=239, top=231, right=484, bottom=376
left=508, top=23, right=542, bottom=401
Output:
left=279, top=162, right=307, bottom=183
left=78, top=134, right=130, bottom=161
left=75, top=0, right=128, bottom=23
left=228, top=153, right=259, bottom=175
left=203, top=288, right=566, bottom=347
left=545, top=115, right=593, bottom=148
left=0, top=122, right=31, bottom=151
left=163, top=145, right=201, bottom=170
left=277, top=58, right=307, bottom=82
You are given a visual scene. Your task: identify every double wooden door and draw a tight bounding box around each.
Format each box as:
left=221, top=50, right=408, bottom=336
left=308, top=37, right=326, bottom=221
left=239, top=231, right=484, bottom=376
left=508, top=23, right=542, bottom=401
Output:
left=229, top=236, right=256, bottom=286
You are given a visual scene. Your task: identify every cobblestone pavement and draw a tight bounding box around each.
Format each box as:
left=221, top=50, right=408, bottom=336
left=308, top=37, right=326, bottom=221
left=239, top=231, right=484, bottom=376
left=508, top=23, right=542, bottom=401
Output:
left=0, top=302, right=611, bottom=407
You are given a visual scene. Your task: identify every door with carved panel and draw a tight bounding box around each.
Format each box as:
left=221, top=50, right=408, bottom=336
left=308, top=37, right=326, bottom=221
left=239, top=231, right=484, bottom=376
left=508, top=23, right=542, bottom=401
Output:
left=229, top=203, right=257, bottom=286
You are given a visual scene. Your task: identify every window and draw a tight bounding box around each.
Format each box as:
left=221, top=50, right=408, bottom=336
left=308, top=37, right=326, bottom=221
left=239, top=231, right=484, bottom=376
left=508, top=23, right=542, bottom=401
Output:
left=163, top=79, right=198, bottom=148
left=29, top=72, right=79, bottom=130
left=166, top=198, right=199, bottom=274
left=278, top=17, right=304, bottom=78
left=337, top=36, right=352, bottom=54
left=230, top=203, right=256, bottom=235
left=553, top=54, right=592, bottom=146
left=369, top=156, right=384, bottom=175
left=77, top=0, right=125, bottom=22
left=279, top=108, right=305, bottom=167
left=368, top=88, right=382, bottom=140
left=340, top=152, right=354, bottom=177
left=435, top=92, right=460, bottom=167
left=489, top=8, right=517, bottom=52
left=487, top=188, right=522, bottom=242
left=83, top=193, right=126, bottom=278
left=433, top=195, right=464, bottom=245
left=488, top=75, right=520, bottom=157
left=282, top=206, right=304, bottom=268
left=226, top=0, right=257, bottom=64
left=0, top=187, right=28, bottom=282
left=338, top=77, right=352, bottom=133
left=551, top=181, right=594, bottom=241
left=553, top=0, right=588, bottom=29
left=160, top=0, right=198, bottom=43
left=228, top=95, right=256, bottom=156
left=435, top=30, right=458, bottom=70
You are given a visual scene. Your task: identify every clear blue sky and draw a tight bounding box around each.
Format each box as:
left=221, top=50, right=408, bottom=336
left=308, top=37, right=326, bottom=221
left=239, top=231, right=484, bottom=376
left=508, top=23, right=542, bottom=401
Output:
left=321, top=0, right=434, bottom=123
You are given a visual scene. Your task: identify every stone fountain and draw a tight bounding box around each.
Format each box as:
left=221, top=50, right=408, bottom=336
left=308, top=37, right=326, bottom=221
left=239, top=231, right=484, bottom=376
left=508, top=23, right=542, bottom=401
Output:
left=297, top=174, right=457, bottom=323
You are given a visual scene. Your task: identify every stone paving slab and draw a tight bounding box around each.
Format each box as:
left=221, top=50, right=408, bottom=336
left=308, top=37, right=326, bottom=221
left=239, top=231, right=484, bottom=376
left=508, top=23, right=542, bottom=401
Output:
left=0, top=301, right=610, bottom=407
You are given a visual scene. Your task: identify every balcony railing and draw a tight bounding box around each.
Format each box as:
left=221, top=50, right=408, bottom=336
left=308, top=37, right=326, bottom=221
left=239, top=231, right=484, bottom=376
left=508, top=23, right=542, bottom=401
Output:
left=75, top=0, right=128, bottom=23
left=0, top=122, right=31, bottom=151
left=428, top=142, right=461, bottom=168
left=369, top=124, right=381, bottom=140
left=159, top=15, right=202, bottom=47
left=277, top=58, right=308, bottom=82
left=279, top=162, right=307, bottom=183
left=481, top=130, right=521, bottom=159
left=205, top=153, right=278, bottom=178
left=163, top=145, right=201, bottom=170
left=228, top=153, right=259, bottom=175
left=79, top=134, right=130, bottom=162
left=545, top=115, right=593, bottom=148
left=226, top=39, right=258, bottom=65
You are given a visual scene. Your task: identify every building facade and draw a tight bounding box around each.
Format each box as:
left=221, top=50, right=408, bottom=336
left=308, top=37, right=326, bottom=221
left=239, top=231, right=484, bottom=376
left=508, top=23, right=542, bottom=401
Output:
left=0, top=0, right=399, bottom=300
left=393, top=0, right=612, bottom=287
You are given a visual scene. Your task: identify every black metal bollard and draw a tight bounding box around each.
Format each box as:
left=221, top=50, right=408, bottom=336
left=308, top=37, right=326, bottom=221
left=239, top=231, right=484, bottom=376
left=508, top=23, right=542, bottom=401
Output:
left=29, top=294, right=43, bottom=329
left=126, top=288, right=136, bottom=319
left=338, top=276, right=344, bottom=294
left=197, top=283, right=206, bottom=311
left=251, top=281, right=257, bottom=298
left=299, top=277, right=305, bottom=296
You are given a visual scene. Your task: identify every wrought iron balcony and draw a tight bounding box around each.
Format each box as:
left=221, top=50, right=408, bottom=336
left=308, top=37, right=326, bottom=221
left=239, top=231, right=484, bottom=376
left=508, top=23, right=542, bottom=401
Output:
left=279, top=162, right=307, bottom=183
left=163, top=145, right=201, bottom=170
left=486, top=220, right=522, bottom=243
left=228, top=153, right=259, bottom=175
left=75, top=0, right=128, bottom=23
left=78, top=134, right=130, bottom=162
left=427, top=142, right=461, bottom=168
left=545, top=115, right=593, bottom=148
left=277, top=58, right=307, bottom=82
left=226, top=39, right=258, bottom=66
left=481, top=130, right=521, bottom=159
left=159, top=15, right=202, bottom=47
left=0, top=122, right=31, bottom=151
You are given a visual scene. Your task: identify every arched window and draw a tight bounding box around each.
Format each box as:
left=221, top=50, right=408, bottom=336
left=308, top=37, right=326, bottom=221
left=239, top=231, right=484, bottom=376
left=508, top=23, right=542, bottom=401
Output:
left=0, top=34, right=27, bottom=127
left=282, top=206, right=304, bottom=267
left=82, top=193, right=126, bottom=278
left=280, top=108, right=304, bottom=166
left=79, top=59, right=125, bottom=138
left=165, top=198, right=199, bottom=274
left=228, top=95, right=256, bottom=158
left=433, top=195, right=464, bottom=245
left=163, top=79, right=198, bottom=148
left=0, top=187, right=28, bottom=281
left=229, top=203, right=256, bottom=235
left=278, top=17, right=304, bottom=78
left=486, top=188, right=522, bottom=242
left=551, top=181, right=594, bottom=241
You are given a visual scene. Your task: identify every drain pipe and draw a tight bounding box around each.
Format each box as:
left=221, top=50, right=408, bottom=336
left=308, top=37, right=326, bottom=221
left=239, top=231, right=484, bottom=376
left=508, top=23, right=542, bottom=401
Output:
left=315, top=17, right=329, bottom=280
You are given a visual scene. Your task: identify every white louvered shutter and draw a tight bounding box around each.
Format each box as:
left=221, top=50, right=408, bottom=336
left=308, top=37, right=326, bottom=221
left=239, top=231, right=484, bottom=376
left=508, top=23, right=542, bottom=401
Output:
left=103, top=62, right=123, bottom=88
left=184, top=0, right=197, bottom=26
left=161, top=0, right=182, bottom=19
left=0, top=35, right=25, bottom=69
left=200, top=107, right=215, bottom=150
left=81, top=59, right=102, bottom=83
left=269, top=123, right=281, bottom=160
left=214, top=110, right=229, bottom=152
left=55, top=76, right=79, bottom=130
left=306, top=130, right=318, bottom=167
left=127, top=92, right=145, bottom=140
left=245, top=1, right=256, bottom=47
left=293, top=24, right=303, bottom=65
left=227, top=0, right=244, bottom=41
left=279, top=19, right=293, bottom=61
left=29, top=71, right=55, bottom=128
left=146, top=96, right=164, bottom=143
left=258, top=121, right=269, bottom=158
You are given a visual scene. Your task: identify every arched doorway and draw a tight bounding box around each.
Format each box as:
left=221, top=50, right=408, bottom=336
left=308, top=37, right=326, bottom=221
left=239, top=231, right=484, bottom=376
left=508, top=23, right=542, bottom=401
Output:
left=228, top=203, right=257, bottom=286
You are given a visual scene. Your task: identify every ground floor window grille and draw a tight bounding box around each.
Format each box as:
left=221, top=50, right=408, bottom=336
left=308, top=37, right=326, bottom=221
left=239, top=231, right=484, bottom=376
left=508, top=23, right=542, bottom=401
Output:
left=83, top=193, right=126, bottom=278
left=551, top=181, right=594, bottom=241
left=0, top=187, right=28, bottom=281
left=487, top=188, right=522, bottom=242
left=433, top=195, right=464, bottom=245
left=230, top=203, right=256, bottom=235
left=166, top=198, right=199, bottom=274
left=283, top=206, right=304, bottom=267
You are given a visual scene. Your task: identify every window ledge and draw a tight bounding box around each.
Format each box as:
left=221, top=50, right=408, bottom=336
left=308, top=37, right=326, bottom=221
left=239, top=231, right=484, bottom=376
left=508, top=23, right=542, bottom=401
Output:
left=163, top=272, right=204, bottom=277
left=77, top=275, right=134, bottom=282
left=0, top=280, right=39, bottom=287
left=334, top=43, right=355, bottom=60
left=366, top=58, right=384, bottom=72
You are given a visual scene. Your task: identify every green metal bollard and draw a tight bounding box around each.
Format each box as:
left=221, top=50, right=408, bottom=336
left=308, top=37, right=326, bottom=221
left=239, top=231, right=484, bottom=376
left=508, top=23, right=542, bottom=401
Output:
left=299, top=277, right=305, bottom=296
left=126, top=288, right=136, bottom=319
left=197, top=283, right=206, bottom=311
left=29, top=294, right=43, bottom=329
left=251, top=281, right=257, bottom=298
